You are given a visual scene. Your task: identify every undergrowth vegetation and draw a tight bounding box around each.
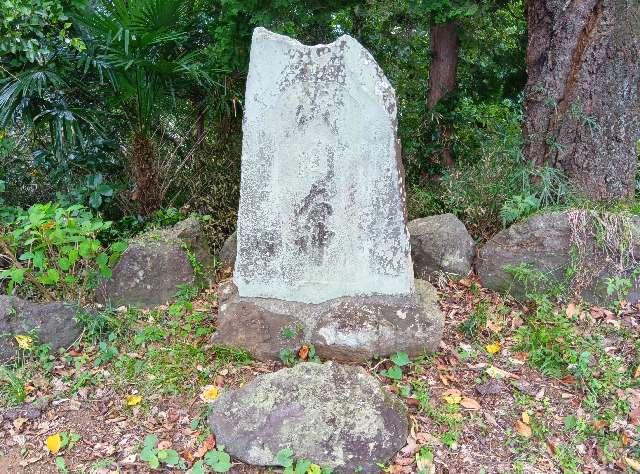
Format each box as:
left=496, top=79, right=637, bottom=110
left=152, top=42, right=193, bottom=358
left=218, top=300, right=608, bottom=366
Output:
left=0, top=203, right=126, bottom=300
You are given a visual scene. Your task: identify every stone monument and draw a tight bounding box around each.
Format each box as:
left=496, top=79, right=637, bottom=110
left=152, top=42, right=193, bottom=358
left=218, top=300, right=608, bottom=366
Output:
left=213, top=27, right=443, bottom=362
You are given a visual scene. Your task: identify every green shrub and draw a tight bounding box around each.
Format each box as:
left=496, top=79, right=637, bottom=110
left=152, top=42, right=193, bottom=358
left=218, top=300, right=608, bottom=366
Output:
left=0, top=202, right=126, bottom=300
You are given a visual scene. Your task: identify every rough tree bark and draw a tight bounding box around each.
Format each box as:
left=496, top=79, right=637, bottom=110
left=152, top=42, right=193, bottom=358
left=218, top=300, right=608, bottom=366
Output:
left=131, top=132, right=164, bottom=216
left=523, top=0, right=640, bottom=200
left=427, top=22, right=459, bottom=168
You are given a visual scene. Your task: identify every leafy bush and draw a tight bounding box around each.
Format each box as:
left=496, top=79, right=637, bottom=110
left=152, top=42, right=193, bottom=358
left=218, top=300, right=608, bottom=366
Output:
left=0, top=203, right=126, bottom=299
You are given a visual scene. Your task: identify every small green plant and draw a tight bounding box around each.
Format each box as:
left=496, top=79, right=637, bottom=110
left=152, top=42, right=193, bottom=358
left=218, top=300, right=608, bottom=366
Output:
left=500, top=193, right=540, bottom=226
left=281, top=323, right=304, bottom=340
left=0, top=203, right=126, bottom=298
left=0, top=366, right=27, bottom=405
left=279, top=344, right=320, bottom=367
left=55, top=456, right=69, bottom=474
left=380, top=351, right=411, bottom=380
left=190, top=446, right=232, bottom=473
left=139, top=434, right=185, bottom=470
left=604, top=275, right=632, bottom=305
left=275, top=448, right=333, bottom=474
left=459, top=302, right=489, bottom=339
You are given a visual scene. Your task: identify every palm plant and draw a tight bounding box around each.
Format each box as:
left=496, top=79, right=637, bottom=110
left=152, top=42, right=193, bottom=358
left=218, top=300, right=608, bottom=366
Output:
left=78, top=0, right=219, bottom=215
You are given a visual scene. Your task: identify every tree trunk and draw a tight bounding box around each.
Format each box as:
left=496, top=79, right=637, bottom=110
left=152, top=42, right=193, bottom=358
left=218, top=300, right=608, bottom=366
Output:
left=131, top=132, right=163, bottom=216
left=523, top=0, right=640, bottom=201
left=428, top=22, right=459, bottom=168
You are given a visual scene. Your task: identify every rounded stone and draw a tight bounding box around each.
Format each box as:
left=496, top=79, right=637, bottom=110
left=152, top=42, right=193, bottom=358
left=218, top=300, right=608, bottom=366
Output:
left=208, top=362, right=408, bottom=473
left=408, top=214, right=475, bottom=280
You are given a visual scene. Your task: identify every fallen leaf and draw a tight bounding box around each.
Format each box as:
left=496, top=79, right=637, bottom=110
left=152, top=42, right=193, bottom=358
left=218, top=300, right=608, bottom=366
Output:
left=635, top=366, right=640, bottom=379
left=298, top=345, right=309, bottom=360
left=512, top=351, right=529, bottom=362
left=623, top=432, right=630, bottom=446
left=515, top=420, right=532, bottom=438
left=593, top=419, right=607, bottom=430
left=521, top=411, right=530, bottom=425
left=461, top=397, right=481, bottom=410
left=485, top=365, right=515, bottom=379
left=486, top=319, right=502, bottom=333
left=125, top=395, right=142, bottom=406
left=13, top=417, right=28, bottom=430
left=546, top=439, right=557, bottom=455
left=15, top=335, right=33, bottom=350
left=627, top=457, right=640, bottom=472
left=565, top=303, right=578, bottom=318
left=486, top=342, right=501, bottom=354
left=199, top=385, right=219, bottom=402
left=157, top=440, right=172, bottom=450
left=442, top=388, right=462, bottom=405
left=484, top=412, right=498, bottom=426
left=46, top=433, right=62, bottom=454
left=193, top=435, right=216, bottom=458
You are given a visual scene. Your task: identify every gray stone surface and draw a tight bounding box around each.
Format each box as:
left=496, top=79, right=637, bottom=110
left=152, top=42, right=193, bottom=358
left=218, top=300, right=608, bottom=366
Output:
left=96, top=217, right=212, bottom=308
left=219, top=230, right=237, bottom=267
left=235, top=27, right=413, bottom=304
left=212, top=278, right=444, bottom=362
left=408, top=214, right=475, bottom=279
left=477, top=210, right=640, bottom=304
left=208, top=362, right=408, bottom=473
left=0, top=296, right=82, bottom=363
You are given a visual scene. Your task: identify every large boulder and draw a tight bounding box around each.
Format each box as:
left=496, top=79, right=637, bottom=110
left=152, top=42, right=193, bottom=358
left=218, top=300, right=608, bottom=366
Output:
left=477, top=210, right=640, bottom=304
left=213, top=278, right=444, bottom=362
left=0, top=296, right=82, bottom=363
left=408, top=214, right=475, bottom=280
left=96, top=217, right=213, bottom=308
left=209, top=362, right=408, bottom=473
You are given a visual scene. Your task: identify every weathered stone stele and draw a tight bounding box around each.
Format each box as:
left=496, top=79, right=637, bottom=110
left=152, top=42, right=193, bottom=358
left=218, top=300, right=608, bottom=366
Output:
left=211, top=28, right=442, bottom=472
left=215, top=28, right=444, bottom=362
left=234, top=27, right=413, bottom=304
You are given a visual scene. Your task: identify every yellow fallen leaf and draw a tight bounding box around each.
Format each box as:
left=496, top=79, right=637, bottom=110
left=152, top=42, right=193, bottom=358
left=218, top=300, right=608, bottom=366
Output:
left=125, top=395, right=142, bottom=406
left=634, top=365, right=640, bottom=378
left=486, top=342, right=501, bottom=354
left=521, top=411, right=530, bottom=424
left=442, top=388, right=462, bottom=404
left=15, top=335, right=33, bottom=350
left=627, top=457, right=640, bottom=472
left=485, top=365, right=514, bottom=379
left=199, top=385, right=219, bottom=402
left=46, top=433, right=62, bottom=454
left=515, top=420, right=532, bottom=438
left=443, top=394, right=462, bottom=404
left=461, top=397, right=481, bottom=410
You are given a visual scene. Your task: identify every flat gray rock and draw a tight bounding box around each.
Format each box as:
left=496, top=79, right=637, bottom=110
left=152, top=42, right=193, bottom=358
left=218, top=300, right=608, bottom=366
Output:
left=208, top=362, right=408, bottom=473
left=96, top=217, right=213, bottom=308
left=0, top=296, right=82, bottom=363
left=213, top=279, right=443, bottom=362
left=235, top=27, right=413, bottom=304
left=408, top=214, right=475, bottom=279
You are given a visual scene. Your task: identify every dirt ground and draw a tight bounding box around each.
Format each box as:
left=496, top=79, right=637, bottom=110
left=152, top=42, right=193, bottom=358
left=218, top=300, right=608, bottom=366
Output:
left=1, top=277, right=639, bottom=473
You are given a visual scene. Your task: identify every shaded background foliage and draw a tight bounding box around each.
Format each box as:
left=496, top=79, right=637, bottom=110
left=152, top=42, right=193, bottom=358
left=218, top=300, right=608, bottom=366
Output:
left=1, top=0, right=528, bottom=247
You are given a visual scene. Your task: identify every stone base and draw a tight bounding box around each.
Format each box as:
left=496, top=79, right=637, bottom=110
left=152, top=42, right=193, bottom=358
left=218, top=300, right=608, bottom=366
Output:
left=212, top=279, right=444, bottom=362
